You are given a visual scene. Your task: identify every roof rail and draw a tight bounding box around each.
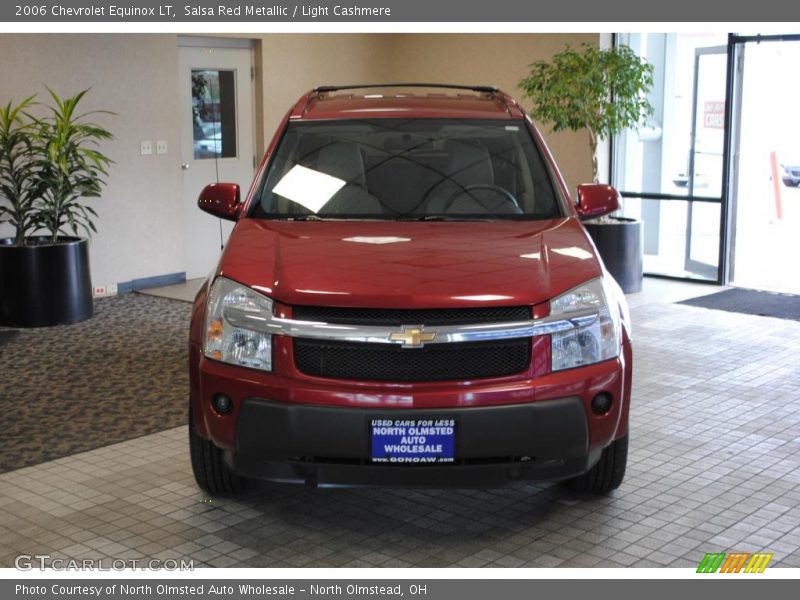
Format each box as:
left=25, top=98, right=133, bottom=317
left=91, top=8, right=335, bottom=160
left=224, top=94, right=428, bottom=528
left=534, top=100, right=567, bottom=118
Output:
left=313, top=83, right=499, bottom=94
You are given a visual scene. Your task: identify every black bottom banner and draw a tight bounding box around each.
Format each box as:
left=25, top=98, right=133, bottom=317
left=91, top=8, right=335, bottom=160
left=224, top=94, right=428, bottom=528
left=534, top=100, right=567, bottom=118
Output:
left=2, top=579, right=793, bottom=600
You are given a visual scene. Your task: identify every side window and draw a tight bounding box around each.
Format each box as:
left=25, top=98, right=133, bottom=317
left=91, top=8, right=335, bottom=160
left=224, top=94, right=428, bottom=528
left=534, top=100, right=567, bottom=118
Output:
left=191, top=69, right=237, bottom=159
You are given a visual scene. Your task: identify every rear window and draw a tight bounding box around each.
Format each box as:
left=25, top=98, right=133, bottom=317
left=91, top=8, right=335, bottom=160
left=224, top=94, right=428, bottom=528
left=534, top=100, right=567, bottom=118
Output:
left=250, top=118, right=561, bottom=220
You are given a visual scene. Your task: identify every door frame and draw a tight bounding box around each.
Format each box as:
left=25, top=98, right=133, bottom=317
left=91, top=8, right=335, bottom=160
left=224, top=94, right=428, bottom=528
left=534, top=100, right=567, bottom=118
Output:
left=177, top=35, right=260, bottom=279
left=610, top=34, right=731, bottom=285
left=177, top=34, right=260, bottom=157
left=612, top=32, right=800, bottom=285
left=724, top=32, right=800, bottom=285
left=683, top=44, right=727, bottom=280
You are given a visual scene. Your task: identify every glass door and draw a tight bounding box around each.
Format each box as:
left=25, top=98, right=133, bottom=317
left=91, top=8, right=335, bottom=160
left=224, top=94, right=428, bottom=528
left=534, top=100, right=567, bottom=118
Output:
left=683, top=46, right=727, bottom=279
left=612, top=33, right=729, bottom=283
left=614, top=32, right=800, bottom=288
left=728, top=36, right=800, bottom=294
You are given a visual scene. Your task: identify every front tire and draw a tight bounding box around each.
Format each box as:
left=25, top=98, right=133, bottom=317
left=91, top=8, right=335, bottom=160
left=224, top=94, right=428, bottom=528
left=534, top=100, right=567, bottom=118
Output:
left=189, top=405, right=245, bottom=495
left=565, top=434, right=628, bottom=494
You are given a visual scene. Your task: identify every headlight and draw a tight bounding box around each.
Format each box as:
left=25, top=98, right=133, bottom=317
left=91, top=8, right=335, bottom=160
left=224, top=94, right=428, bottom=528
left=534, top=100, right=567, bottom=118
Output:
left=204, top=277, right=273, bottom=371
left=550, top=278, right=622, bottom=371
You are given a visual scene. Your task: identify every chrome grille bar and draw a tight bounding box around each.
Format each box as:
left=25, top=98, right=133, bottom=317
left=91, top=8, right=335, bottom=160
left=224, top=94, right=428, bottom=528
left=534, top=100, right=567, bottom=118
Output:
left=223, top=307, right=598, bottom=346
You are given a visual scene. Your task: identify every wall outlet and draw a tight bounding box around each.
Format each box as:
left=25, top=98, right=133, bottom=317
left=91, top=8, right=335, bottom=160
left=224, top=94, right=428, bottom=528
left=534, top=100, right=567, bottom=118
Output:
left=93, top=285, right=107, bottom=298
left=140, top=140, right=153, bottom=155
left=106, top=283, right=118, bottom=296
left=156, top=140, right=168, bottom=155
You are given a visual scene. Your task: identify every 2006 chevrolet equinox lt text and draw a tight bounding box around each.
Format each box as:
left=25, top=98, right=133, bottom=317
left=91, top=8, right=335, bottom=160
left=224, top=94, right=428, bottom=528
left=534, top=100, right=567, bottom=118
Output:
left=188, top=83, right=633, bottom=496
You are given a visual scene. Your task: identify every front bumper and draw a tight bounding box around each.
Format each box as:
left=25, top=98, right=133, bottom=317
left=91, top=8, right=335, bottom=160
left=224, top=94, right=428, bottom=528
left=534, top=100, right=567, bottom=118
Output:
left=226, top=397, right=598, bottom=487
left=190, top=336, right=632, bottom=488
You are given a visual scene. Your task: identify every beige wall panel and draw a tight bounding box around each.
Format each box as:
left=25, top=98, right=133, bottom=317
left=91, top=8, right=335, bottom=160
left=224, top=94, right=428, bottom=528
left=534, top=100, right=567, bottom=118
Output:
left=256, top=34, right=388, bottom=149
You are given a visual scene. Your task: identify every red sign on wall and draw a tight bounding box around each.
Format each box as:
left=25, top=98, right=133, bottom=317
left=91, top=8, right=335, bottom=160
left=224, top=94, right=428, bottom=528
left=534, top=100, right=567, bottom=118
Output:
left=704, top=101, right=725, bottom=129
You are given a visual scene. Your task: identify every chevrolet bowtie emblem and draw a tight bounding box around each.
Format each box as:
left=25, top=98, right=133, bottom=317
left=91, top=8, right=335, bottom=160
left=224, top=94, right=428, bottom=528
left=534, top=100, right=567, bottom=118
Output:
left=389, top=325, right=436, bottom=348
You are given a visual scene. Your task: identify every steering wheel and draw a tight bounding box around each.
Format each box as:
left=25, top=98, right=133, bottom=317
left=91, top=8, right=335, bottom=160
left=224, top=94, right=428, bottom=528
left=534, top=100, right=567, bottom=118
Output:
left=442, top=184, right=521, bottom=214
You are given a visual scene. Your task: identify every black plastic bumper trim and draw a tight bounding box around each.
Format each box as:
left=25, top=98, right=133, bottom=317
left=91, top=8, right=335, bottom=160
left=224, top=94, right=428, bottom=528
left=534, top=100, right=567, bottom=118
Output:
left=225, top=452, right=601, bottom=488
left=236, top=397, right=588, bottom=459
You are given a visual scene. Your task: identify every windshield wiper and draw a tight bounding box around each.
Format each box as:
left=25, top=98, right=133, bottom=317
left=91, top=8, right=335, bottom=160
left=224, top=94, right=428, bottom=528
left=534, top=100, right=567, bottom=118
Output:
left=277, top=215, right=394, bottom=221
left=278, top=215, right=327, bottom=221
left=394, top=215, right=491, bottom=222
left=273, top=215, right=492, bottom=222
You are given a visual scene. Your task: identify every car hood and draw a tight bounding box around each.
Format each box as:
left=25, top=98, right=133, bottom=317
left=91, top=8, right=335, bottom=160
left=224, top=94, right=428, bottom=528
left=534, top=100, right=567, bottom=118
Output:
left=218, top=218, right=603, bottom=309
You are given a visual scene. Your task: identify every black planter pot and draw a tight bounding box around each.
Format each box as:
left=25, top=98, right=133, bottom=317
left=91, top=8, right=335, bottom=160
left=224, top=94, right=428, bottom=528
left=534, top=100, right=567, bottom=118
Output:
left=0, top=236, right=93, bottom=327
left=584, top=218, right=643, bottom=294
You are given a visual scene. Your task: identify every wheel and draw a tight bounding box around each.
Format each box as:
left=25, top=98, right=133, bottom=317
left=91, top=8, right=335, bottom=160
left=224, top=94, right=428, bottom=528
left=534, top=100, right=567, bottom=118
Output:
left=189, top=404, right=245, bottom=495
left=443, top=183, right=521, bottom=214
left=565, top=434, right=628, bottom=494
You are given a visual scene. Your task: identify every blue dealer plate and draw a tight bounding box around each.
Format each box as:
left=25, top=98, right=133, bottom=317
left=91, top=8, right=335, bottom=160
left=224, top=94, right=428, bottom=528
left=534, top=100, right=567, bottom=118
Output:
left=370, top=418, right=456, bottom=464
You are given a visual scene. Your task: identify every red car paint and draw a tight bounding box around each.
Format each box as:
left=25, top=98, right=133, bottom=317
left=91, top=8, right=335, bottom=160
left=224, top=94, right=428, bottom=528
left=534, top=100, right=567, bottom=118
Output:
left=189, top=86, right=632, bottom=489
left=217, top=219, right=601, bottom=309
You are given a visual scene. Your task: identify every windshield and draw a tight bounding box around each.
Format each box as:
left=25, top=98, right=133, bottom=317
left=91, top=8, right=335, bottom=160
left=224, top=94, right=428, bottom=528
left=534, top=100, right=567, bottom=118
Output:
left=250, top=118, right=562, bottom=220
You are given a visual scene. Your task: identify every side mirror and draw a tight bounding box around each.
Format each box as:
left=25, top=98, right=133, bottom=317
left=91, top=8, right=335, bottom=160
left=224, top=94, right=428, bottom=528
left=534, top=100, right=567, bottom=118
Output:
left=198, top=183, right=241, bottom=221
left=576, top=184, right=621, bottom=220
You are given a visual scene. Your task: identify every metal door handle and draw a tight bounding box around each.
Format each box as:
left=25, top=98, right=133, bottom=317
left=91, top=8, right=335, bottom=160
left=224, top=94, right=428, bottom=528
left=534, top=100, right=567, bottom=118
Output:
left=181, top=163, right=190, bottom=171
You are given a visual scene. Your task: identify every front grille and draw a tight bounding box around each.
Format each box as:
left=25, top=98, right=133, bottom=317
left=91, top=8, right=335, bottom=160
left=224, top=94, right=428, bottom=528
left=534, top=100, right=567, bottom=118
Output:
left=292, top=305, right=531, bottom=326
left=294, top=338, right=531, bottom=382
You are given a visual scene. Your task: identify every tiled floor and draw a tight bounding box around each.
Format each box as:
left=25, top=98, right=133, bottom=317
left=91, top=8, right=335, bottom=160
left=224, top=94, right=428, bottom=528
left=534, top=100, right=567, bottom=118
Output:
left=1, top=278, right=799, bottom=568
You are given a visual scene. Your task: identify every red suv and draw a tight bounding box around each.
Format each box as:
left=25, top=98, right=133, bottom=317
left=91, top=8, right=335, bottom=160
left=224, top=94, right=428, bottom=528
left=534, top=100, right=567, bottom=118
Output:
left=188, top=84, right=632, bottom=495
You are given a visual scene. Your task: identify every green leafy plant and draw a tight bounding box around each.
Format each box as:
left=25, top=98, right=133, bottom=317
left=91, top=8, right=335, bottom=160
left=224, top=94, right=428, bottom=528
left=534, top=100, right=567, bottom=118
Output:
left=0, top=89, right=113, bottom=246
left=0, top=96, right=43, bottom=245
left=34, top=88, right=114, bottom=244
left=519, top=43, right=655, bottom=182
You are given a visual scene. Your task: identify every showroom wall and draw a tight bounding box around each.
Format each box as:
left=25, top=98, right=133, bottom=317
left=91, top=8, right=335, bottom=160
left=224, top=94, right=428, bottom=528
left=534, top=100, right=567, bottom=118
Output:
left=257, top=34, right=388, bottom=153
left=0, top=33, right=599, bottom=290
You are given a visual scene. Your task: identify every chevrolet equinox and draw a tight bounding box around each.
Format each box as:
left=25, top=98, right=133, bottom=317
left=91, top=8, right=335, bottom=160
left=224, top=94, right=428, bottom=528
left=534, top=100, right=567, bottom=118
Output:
left=188, top=84, right=633, bottom=495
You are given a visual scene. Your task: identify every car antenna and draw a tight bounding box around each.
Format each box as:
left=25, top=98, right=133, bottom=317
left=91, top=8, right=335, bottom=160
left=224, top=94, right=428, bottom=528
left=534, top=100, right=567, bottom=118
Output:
left=210, top=118, right=223, bottom=250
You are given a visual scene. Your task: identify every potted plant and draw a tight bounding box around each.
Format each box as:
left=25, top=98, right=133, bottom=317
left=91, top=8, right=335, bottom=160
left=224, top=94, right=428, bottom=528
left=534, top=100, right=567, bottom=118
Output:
left=0, top=89, right=113, bottom=327
left=519, top=43, right=654, bottom=293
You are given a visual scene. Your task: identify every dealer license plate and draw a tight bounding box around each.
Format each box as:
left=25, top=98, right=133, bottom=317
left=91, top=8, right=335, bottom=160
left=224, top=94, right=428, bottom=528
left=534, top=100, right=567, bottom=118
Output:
left=370, top=418, right=456, bottom=464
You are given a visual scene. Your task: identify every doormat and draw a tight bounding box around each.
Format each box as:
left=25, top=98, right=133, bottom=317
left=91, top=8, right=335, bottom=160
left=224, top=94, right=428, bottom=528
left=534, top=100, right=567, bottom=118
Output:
left=0, top=293, right=191, bottom=474
left=0, top=330, right=19, bottom=346
left=678, top=288, right=800, bottom=321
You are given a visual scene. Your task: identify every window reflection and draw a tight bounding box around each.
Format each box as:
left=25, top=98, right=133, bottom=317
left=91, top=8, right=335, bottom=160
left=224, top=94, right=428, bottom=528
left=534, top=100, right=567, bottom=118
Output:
left=192, top=69, right=237, bottom=160
left=272, top=165, right=346, bottom=213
